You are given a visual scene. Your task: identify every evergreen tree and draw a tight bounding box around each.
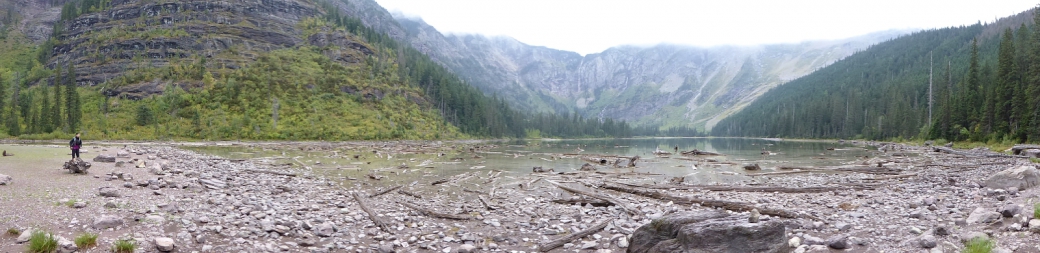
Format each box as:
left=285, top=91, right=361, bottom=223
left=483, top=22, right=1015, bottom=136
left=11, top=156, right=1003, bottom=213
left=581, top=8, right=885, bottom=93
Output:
left=6, top=81, right=19, bottom=136
left=0, top=72, right=5, bottom=127
left=965, top=38, right=981, bottom=137
left=1030, top=6, right=1040, bottom=142
left=40, top=79, right=53, bottom=133
left=52, top=66, right=63, bottom=133
left=994, top=28, right=1016, bottom=136
left=65, top=64, right=80, bottom=132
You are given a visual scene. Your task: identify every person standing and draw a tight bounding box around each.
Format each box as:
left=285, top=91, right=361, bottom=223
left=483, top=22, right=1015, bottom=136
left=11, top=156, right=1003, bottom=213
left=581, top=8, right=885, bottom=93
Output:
left=69, top=133, right=82, bottom=159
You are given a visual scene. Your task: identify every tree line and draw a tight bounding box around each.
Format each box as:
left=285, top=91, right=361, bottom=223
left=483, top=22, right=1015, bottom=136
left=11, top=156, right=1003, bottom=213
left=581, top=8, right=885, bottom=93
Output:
left=713, top=8, right=1040, bottom=143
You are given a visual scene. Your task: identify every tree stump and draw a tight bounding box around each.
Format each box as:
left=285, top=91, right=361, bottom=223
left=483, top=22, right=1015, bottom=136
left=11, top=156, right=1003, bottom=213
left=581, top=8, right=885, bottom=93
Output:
left=64, top=158, right=92, bottom=174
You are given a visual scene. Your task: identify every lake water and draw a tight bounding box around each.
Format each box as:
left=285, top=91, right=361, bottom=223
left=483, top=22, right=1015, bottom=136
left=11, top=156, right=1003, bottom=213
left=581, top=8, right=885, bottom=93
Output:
left=182, top=138, right=876, bottom=185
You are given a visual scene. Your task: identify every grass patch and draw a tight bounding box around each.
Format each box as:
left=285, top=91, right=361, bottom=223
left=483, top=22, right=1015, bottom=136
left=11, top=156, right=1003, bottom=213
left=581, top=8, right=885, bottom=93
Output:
left=1034, top=203, right=1040, bottom=219
left=112, top=239, right=136, bottom=253
left=963, top=237, right=994, bottom=253
left=6, top=228, right=19, bottom=236
left=1030, top=157, right=1040, bottom=164
left=74, top=233, right=98, bottom=248
left=26, top=230, right=58, bottom=253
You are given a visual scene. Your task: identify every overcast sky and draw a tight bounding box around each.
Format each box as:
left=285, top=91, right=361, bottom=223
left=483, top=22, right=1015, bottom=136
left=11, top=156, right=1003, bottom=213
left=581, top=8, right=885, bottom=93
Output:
left=374, top=0, right=1038, bottom=55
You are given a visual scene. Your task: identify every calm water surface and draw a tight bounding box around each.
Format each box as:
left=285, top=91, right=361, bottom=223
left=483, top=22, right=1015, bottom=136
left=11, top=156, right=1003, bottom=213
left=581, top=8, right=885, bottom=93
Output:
left=183, top=138, right=876, bottom=185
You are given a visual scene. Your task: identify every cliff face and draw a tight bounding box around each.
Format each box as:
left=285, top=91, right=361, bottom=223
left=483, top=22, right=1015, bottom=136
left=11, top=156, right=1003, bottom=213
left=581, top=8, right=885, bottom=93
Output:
left=334, top=0, right=905, bottom=130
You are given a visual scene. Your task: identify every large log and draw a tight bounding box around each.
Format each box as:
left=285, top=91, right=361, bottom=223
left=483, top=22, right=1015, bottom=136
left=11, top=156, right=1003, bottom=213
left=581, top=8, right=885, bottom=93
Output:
left=932, top=146, right=1027, bottom=158
left=351, top=192, right=391, bottom=233
left=537, top=219, right=613, bottom=252
left=546, top=180, right=639, bottom=215
left=618, top=183, right=872, bottom=193
left=680, top=149, right=724, bottom=156
left=398, top=202, right=471, bottom=220
left=1011, top=144, right=1040, bottom=156
left=368, top=185, right=402, bottom=198
left=600, top=183, right=814, bottom=220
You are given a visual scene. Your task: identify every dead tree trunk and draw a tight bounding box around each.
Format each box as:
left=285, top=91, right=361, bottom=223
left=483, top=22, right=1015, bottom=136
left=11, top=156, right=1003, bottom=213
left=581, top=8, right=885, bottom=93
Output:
left=600, top=183, right=814, bottom=220
left=351, top=192, right=391, bottom=233
left=537, top=219, right=613, bottom=252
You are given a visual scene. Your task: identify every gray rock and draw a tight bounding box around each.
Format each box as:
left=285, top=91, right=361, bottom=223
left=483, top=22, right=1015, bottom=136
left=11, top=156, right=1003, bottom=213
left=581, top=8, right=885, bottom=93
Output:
left=57, top=236, right=78, bottom=253
left=0, top=174, right=12, bottom=185
left=580, top=241, right=599, bottom=249
left=617, top=236, right=629, bottom=248
left=98, top=187, right=120, bottom=197
left=834, top=222, right=851, bottom=231
left=984, top=166, right=1040, bottom=190
left=801, top=235, right=825, bottom=245
left=92, top=215, right=123, bottom=229
left=117, top=150, right=131, bottom=158
left=93, top=154, right=116, bottom=163
left=966, top=207, right=1002, bottom=224
left=15, top=229, right=33, bottom=243
left=1029, top=219, right=1040, bottom=233
left=315, top=222, right=336, bottom=237
left=1022, top=149, right=1040, bottom=158
left=959, top=232, right=989, bottom=243
left=144, top=215, right=165, bottom=224
left=104, top=202, right=118, bottom=208
left=826, top=235, right=848, bottom=249
left=72, top=201, right=86, bottom=208
left=749, top=209, right=761, bottom=223
left=155, top=237, right=175, bottom=252
left=628, top=211, right=787, bottom=253
left=918, top=235, right=937, bottom=248
left=1000, top=204, right=1021, bottom=218
left=933, top=225, right=949, bottom=236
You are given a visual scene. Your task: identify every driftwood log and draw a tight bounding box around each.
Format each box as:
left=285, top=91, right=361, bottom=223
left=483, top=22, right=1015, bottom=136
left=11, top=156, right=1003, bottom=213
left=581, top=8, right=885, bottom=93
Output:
left=600, top=183, right=814, bottom=220
left=546, top=180, right=639, bottom=215
left=537, top=218, right=613, bottom=252
left=477, top=195, right=499, bottom=210
left=398, top=189, right=422, bottom=199
left=932, top=146, right=1027, bottom=158
left=368, top=185, right=402, bottom=198
left=1011, top=144, right=1040, bottom=155
left=551, top=198, right=613, bottom=207
left=618, top=183, right=872, bottom=193
left=351, top=192, right=391, bottom=232
left=399, top=202, right=471, bottom=220
left=681, top=149, right=724, bottom=156
left=242, top=168, right=297, bottom=177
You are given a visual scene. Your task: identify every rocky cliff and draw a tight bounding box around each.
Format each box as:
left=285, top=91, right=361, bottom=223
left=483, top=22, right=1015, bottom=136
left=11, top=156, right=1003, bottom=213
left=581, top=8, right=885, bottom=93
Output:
left=332, top=0, right=905, bottom=131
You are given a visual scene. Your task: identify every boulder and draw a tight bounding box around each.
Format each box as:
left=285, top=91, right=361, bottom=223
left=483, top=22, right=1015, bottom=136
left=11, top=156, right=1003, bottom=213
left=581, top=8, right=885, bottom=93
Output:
left=98, top=187, right=120, bottom=197
left=154, top=237, right=175, bottom=252
left=0, top=174, right=11, bottom=185
left=93, top=154, right=116, bottom=163
left=629, top=211, right=788, bottom=253
left=92, top=215, right=123, bottom=229
left=826, top=235, right=848, bottom=249
left=966, top=208, right=1002, bottom=224
left=15, top=229, right=33, bottom=243
left=315, top=222, right=336, bottom=237
left=917, top=235, right=937, bottom=248
left=984, top=166, right=1040, bottom=190
left=742, top=164, right=762, bottom=171
left=579, top=163, right=597, bottom=171
left=116, top=150, right=131, bottom=158
left=1000, top=204, right=1021, bottom=218
left=1022, top=149, right=1040, bottom=158
left=63, top=158, right=91, bottom=174
left=57, top=236, right=78, bottom=253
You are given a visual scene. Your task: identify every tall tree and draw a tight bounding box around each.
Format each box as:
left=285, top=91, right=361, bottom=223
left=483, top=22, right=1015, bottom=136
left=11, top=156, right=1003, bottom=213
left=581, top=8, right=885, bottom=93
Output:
left=52, top=65, right=63, bottom=133
left=6, top=78, right=19, bottom=136
left=994, top=28, right=1017, bottom=136
left=965, top=37, right=981, bottom=135
left=65, top=64, right=80, bottom=133
left=1030, top=6, right=1040, bottom=142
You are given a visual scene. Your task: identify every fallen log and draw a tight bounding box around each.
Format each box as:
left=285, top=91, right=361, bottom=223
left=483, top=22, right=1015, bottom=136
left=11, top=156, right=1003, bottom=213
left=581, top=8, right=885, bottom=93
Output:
left=1011, top=144, right=1040, bottom=155
left=776, top=166, right=817, bottom=171
left=681, top=149, right=724, bottom=156
left=546, top=180, right=638, bottom=215
left=398, top=189, right=422, bottom=199
left=477, top=195, right=498, bottom=210
left=399, top=202, right=471, bottom=220
left=537, top=218, right=613, bottom=252
left=600, top=183, right=814, bottom=220
left=932, top=146, right=1027, bottom=158
left=863, top=173, right=917, bottom=181
left=242, top=168, right=297, bottom=177
left=746, top=170, right=815, bottom=177
left=351, top=192, right=391, bottom=233
left=368, top=185, right=402, bottom=198
left=618, top=182, right=871, bottom=193
left=550, top=198, right=613, bottom=207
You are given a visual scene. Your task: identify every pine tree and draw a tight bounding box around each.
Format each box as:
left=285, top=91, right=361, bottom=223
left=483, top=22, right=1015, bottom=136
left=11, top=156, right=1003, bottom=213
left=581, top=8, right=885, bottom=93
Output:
left=65, top=64, right=80, bottom=133
left=0, top=71, right=6, bottom=126
left=6, top=81, right=19, bottom=136
left=1030, top=6, right=1040, bottom=143
left=965, top=38, right=981, bottom=137
left=994, top=28, right=1016, bottom=136
left=52, top=66, right=63, bottom=132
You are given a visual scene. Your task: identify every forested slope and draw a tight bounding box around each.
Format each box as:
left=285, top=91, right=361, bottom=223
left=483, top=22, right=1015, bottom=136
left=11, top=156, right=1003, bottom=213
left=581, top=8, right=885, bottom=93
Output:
left=713, top=8, right=1040, bottom=143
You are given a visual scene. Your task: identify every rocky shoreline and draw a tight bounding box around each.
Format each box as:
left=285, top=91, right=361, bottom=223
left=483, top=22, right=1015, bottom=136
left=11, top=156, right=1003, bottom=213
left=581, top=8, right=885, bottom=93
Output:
left=0, top=141, right=1038, bottom=252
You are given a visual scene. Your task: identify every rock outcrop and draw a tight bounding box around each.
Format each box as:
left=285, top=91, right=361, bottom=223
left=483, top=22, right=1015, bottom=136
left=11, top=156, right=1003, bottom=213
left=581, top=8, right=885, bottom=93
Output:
left=629, top=211, right=788, bottom=253
left=93, top=154, right=116, bottom=162
left=984, top=165, right=1040, bottom=190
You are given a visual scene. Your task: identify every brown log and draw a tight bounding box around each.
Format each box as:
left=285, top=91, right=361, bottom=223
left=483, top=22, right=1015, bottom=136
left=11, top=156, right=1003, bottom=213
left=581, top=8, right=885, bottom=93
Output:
left=618, top=183, right=871, bottom=193
left=932, top=146, right=1027, bottom=158
left=399, top=202, right=471, bottom=220
left=537, top=219, right=613, bottom=252
left=351, top=192, right=391, bottom=232
left=600, top=183, right=814, bottom=220
left=368, top=185, right=402, bottom=198
left=477, top=195, right=498, bottom=210
left=546, top=180, right=638, bottom=215
left=242, top=168, right=297, bottom=177
left=398, top=189, right=422, bottom=199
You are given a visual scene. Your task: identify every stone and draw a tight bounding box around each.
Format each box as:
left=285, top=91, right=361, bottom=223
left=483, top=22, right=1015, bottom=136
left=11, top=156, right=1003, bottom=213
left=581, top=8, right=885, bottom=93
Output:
left=984, top=166, right=1040, bottom=190
left=617, top=236, right=629, bottom=248
left=1022, top=149, right=1040, bottom=158
left=918, top=235, right=937, bottom=248
left=966, top=207, right=1002, bottom=224
left=315, top=222, right=336, bottom=237
left=0, top=174, right=12, bottom=185
left=1000, top=204, right=1021, bottom=218
left=628, top=211, right=787, bottom=253
left=104, top=202, right=118, bottom=208
left=788, top=237, right=801, bottom=247
left=457, top=244, right=477, bottom=253
left=98, top=187, right=120, bottom=197
left=72, top=201, right=86, bottom=208
left=580, top=241, right=599, bottom=249
left=16, top=229, right=33, bottom=243
left=93, top=154, right=116, bottom=162
left=749, top=209, right=761, bottom=223
left=1029, top=219, right=1040, bottom=233
left=933, top=225, right=949, bottom=236
left=801, top=235, right=825, bottom=245
left=959, top=232, right=989, bottom=243
left=117, top=150, right=131, bottom=158
left=92, top=215, right=123, bottom=229
left=154, top=237, right=175, bottom=252
left=834, top=222, right=851, bottom=231
left=57, top=236, right=78, bottom=253
left=826, top=235, right=848, bottom=249
left=144, top=215, right=165, bottom=224
left=742, top=163, right=762, bottom=170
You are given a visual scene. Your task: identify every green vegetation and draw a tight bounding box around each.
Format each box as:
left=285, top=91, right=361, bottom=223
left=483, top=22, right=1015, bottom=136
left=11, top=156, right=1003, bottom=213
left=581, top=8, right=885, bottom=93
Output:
left=963, top=237, right=994, bottom=253
left=111, top=239, right=135, bottom=253
left=715, top=9, right=1040, bottom=144
left=26, top=230, right=58, bottom=253
left=6, top=227, right=18, bottom=236
left=74, top=233, right=98, bottom=248
left=1034, top=203, right=1039, bottom=219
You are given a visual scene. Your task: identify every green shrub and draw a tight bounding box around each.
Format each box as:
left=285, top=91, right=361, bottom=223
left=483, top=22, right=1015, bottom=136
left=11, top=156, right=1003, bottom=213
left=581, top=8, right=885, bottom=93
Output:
left=26, top=230, right=58, bottom=253
left=112, top=239, right=136, bottom=253
left=1034, top=203, right=1040, bottom=219
left=74, top=233, right=98, bottom=248
left=963, top=237, right=994, bottom=253
left=6, top=228, right=19, bottom=236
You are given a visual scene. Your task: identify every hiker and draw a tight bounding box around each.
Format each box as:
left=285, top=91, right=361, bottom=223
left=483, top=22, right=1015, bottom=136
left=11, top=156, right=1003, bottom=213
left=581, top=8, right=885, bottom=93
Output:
left=70, top=133, right=82, bottom=159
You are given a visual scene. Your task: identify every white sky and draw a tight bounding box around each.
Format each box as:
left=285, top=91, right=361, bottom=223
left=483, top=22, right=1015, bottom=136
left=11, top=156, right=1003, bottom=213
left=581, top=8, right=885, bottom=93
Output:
left=374, top=0, right=1038, bottom=55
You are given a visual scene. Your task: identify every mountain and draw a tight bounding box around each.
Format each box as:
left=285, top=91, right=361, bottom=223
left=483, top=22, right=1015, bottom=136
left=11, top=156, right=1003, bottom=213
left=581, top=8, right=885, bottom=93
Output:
left=0, top=0, right=629, bottom=140
left=328, top=0, right=904, bottom=131
left=712, top=8, right=1040, bottom=141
